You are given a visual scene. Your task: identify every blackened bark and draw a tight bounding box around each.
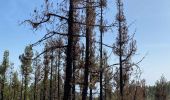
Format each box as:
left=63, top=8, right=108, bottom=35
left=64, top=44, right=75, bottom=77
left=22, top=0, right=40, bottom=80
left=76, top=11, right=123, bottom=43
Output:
left=43, top=49, right=49, bottom=100
left=63, top=0, right=74, bottom=99
left=99, top=0, right=103, bottom=100
left=50, top=50, right=54, bottom=100
left=89, top=75, right=92, bottom=100
left=72, top=56, right=75, bottom=100
left=117, top=0, right=123, bottom=99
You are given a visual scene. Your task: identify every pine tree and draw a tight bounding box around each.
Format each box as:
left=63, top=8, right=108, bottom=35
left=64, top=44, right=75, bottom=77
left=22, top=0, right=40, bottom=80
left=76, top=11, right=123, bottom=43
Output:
left=43, top=44, right=50, bottom=100
left=19, top=45, right=33, bottom=100
left=55, top=38, right=64, bottom=100
left=103, top=51, right=113, bottom=100
left=113, top=0, right=137, bottom=99
left=82, top=0, right=96, bottom=99
left=0, top=50, right=9, bottom=100
left=33, top=52, right=42, bottom=100
left=11, top=72, right=20, bottom=100
left=8, top=63, right=14, bottom=100
left=155, top=76, right=167, bottom=100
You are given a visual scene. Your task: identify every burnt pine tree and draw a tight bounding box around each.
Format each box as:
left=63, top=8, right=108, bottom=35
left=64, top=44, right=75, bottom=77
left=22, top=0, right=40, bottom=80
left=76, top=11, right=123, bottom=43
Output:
left=46, top=36, right=64, bottom=100
left=43, top=44, right=50, bottom=100
left=63, top=0, right=76, bottom=99
left=49, top=48, right=54, bottom=100
left=82, top=0, right=96, bottom=99
left=54, top=37, right=64, bottom=100
left=99, top=0, right=105, bottom=99
left=114, top=0, right=137, bottom=99
left=89, top=37, right=98, bottom=100
left=19, top=45, right=33, bottom=100
left=33, top=52, right=42, bottom=100
left=103, top=51, right=113, bottom=100
left=72, top=0, right=81, bottom=99
left=23, top=0, right=83, bottom=99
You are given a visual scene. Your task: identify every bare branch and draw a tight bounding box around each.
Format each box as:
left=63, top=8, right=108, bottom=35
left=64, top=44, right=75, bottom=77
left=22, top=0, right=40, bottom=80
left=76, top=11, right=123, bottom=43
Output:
left=32, top=45, right=67, bottom=60
left=94, top=41, right=113, bottom=48
left=47, top=13, right=68, bottom=21
left=74, top=21, right=115, bottom=27
left=31, top=31, right=85, bottom=47
left=74, top=5, right=100, bottom=9
left=23, top=13, right=68, bottom=28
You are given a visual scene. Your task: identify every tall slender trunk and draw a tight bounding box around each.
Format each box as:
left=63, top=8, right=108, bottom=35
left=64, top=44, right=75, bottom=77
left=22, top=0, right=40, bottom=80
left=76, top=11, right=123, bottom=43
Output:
left=43, top=66, right=48, bottom=100
left=89, top=75, right=92, bottom=100
left=82, top=0, right=90, bottom=99
left=104, top=79, right=107, bottom=100
left=72, top=57, right=75, bottom=100
left=43, top=46, right=50, bottom=100
left=50, top=50, right=54, bottom=100
left=57, top=49, right=61, bottom=100
left=63, top=0, right=74, bottom=99
left=58, top=49, right=61, bottom=100
left=99, top=0, right=103, bottom=100
left=117, top=0, right=123, bottom=99
left=34, top=61, right=37, bottom=100
left=24, top=74, right=28, bottom=100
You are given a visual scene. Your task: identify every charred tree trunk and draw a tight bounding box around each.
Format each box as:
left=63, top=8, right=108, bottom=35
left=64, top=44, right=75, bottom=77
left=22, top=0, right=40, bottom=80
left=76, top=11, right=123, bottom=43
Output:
left=99, top=0, right=103, bottom=100
left=63, top=0, right=74, bottom=99
left=82, top=1, right=90, bottom=99
left=43, top=46, right=50, bottom=100
left=50, top=50, right=54, bottom=100
left=117, top=0, right=123, bottom=99
left=72, top=57, right=76, bottom=100
left=89, top=75, right=93, bottom=100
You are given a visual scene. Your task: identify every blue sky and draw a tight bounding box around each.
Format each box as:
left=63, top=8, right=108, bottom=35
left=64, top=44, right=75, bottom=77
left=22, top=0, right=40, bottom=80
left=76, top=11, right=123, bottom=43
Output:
left=0, top=0, right=170, bottom=85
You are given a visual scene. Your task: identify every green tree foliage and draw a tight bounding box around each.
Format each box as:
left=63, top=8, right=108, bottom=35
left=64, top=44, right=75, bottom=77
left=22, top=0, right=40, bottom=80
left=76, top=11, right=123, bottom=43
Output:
left=0, top=50, right=9, bottom=100
left=1, top=0, right=166, bottom=100
left=155, top=75, right=168, bottom=100
left=11, top=72, right=20, bottom=100
left=19, top=45, right=33, bottom=100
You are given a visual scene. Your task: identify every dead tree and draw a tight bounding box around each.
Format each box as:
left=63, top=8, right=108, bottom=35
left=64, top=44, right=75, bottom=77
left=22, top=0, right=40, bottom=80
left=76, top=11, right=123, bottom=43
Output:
left=43, top=44, right=50, bottom=100
left=99, top=0, right=104, bottom=99
left=33, top=52, right=42, bottom=100
left=113, top=0, right=137, bottom=99
left=63, top=0, right=74, bottom=99
left=50, top=49, right=54, bottom=100
left=82, top=0, right=96, bottom=99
